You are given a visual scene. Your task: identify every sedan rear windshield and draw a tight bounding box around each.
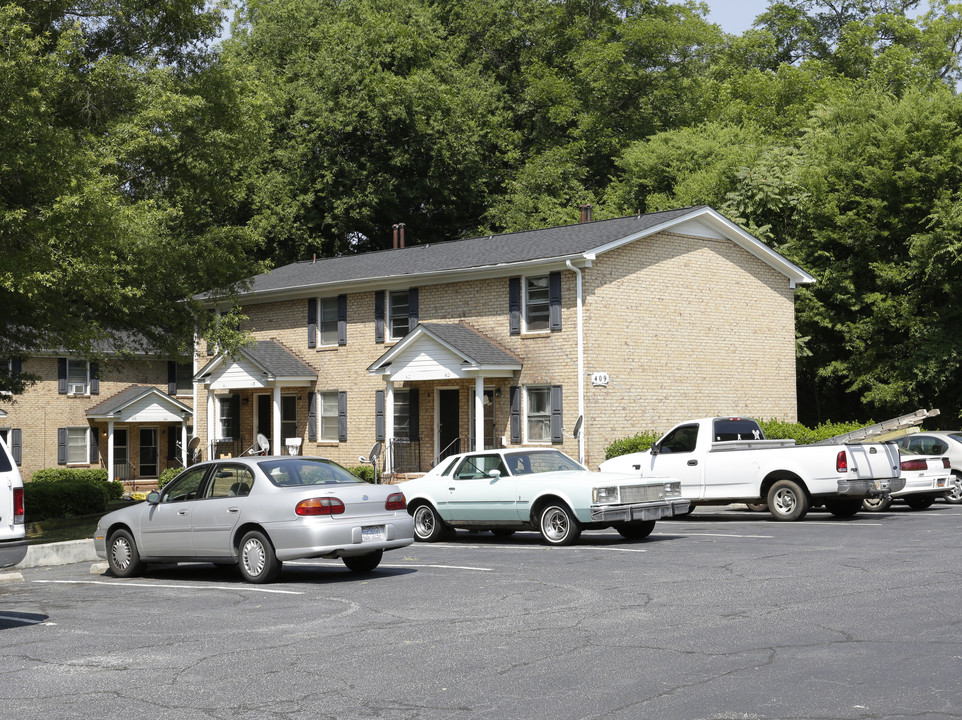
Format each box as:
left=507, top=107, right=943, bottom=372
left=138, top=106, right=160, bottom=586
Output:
left=258, top=458, right=362, bottom=487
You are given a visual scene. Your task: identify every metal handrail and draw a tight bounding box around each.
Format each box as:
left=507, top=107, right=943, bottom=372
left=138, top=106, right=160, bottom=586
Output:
left=431, top=436, right=463, bottom=468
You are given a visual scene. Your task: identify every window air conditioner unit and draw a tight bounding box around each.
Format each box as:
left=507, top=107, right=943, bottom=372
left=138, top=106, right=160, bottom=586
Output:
left=68, top=383, right=86, bottom=395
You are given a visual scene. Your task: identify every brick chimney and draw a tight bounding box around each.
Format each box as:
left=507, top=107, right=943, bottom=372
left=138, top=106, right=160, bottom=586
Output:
left=579, top=204, right=593, bottom=223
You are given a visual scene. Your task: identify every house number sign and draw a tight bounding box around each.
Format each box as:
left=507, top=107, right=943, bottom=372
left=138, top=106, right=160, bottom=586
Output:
left=591, top=372, right=610, bottom=387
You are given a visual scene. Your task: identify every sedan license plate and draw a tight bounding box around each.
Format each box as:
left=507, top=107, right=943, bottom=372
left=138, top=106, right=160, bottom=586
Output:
left=937, top=478, right=946, bottom=487
left=362, top=525, right=384, bottom=542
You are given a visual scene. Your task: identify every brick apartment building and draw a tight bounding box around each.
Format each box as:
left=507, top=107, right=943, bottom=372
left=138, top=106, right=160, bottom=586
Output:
left=0, top=206, right=814, bottom=483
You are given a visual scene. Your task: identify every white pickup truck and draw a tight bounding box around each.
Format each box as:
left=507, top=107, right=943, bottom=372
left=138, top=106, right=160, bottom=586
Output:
left=598, top=416, right=905, bottom=521
left=0, top=435, right=26, bottom=568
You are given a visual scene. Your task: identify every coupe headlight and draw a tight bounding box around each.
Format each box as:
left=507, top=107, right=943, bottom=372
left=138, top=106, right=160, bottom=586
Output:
left=593, top=486, right=620, bottom=503
left=664, top=481, right=682, bottom=498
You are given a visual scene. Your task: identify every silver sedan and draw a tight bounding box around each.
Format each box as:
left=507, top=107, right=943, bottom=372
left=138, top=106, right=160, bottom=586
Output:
left=94, top=456, right=414, bottom=583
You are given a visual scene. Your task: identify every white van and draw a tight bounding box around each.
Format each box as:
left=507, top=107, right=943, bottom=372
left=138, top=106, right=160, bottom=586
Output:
left=0, top=435, right=26, bottom=568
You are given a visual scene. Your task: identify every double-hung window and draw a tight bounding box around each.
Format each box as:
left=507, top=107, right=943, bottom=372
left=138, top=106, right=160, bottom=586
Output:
left=281, top=395, right=297, bottom=441
left=318, top=392, right=339, bottom=442
left=394, top=389, right=410, bottom=441
left=67, top=360, right=89, bottom=395
left=388, top=290, right=410, bottom=339
left=67, top=427, right=88, bottom=464
left=319, top=297, right=339, bottom=346
left=219, top=395, right=236, bottom=440
left=524, top=276, right=550, bottom=332
left=525, top=386, right=551, bottom=443
left=175, top=363, right=193, bottom=395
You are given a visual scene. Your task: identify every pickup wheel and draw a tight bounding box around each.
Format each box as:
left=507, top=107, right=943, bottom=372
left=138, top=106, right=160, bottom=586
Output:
left=862, top=496, right=892, bottom=512
left=904, top=495, right=936, bottom=510
left=945, top=472, right=962, bottom=504
left=767, top=480, right=809, bottom=521
left=615, top=520, right=656, bottom=541
left=745, top=502, right=769, bottom=512
left=824, top=498, right=861, bottom=518
left=538, top=503, right=581, bottom=546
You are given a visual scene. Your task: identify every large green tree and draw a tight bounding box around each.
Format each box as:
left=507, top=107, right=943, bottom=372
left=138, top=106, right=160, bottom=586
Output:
left=0, top=1, right=265, bottom=393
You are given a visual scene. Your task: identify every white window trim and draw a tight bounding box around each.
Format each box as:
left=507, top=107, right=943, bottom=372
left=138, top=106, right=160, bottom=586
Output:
left=522, top=275, right=550, bottom=334
left=387, top=290, right=409, bottom=341
left=524, top=385, right=551, bottom=445
left=318, top=296, right=339, bottom=347
left=66, top=359, right=90, bottom=396
left=318, top=390, right=340, bottom=443
left=66, top=426, right=89, bottom=465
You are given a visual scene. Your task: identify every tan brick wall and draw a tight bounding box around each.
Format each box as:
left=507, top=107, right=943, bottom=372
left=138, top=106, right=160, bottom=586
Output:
left=194, top=229, right=799, bottom=472
left=0, top=356, right=191, bottom=481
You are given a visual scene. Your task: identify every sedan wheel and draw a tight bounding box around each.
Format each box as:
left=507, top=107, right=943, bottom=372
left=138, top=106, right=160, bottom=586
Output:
left=412, top=503, right=448, bottom=542
left=538, top=503, right=581, bottom=546
left=862, top=496, right=892, bottom=512
left=107, top=529, right=145, bottom=578
left=343, top=550, right=383, bottom=573
left=945, top=473, right=962, bottom=504
left=766, top=479, right=809, bottom=521
left=238, top=530, right=282, bottom=584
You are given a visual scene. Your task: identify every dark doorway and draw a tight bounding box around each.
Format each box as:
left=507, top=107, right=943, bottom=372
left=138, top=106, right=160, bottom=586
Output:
left=256, top=395, right=272, bottom=450
left=438, top=389, right=460, bottom=461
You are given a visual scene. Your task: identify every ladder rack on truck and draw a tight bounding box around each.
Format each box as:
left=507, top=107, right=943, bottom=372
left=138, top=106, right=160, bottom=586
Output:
left=813, top=409, right=940, bottom=445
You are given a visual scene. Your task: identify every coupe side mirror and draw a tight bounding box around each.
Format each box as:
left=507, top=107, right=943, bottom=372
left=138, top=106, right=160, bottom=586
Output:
left=487, top=469, right=502, bottom=479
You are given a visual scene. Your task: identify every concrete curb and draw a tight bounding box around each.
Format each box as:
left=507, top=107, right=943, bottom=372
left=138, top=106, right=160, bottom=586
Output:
left=16, top=539, right=99, bottom=569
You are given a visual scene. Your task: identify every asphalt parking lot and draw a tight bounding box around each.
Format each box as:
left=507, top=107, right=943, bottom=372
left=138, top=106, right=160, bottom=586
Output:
left=2, top=503, right=961, bottom=720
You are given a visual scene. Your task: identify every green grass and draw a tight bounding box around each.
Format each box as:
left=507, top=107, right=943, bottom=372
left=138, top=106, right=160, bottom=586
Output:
left=25, top=500, right=134, bottom=545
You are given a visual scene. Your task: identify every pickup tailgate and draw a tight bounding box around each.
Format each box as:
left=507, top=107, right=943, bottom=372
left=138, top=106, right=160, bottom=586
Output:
left=846, top=443, right=900, bottom=480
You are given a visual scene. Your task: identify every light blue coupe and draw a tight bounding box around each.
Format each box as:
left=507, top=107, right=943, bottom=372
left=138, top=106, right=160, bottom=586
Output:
left=397, top=448, right=688, bottom=546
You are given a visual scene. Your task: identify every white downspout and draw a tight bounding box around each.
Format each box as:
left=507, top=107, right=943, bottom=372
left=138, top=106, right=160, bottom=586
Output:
left=565, top=260, right=586, bottom=465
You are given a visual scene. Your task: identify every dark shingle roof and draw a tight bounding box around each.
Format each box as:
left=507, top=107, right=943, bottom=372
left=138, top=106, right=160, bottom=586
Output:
left=418, top=323, right=522, bottom=366
left=243, top=341, right=317, bottom=379
left=241, top=207, right=708, bottom=298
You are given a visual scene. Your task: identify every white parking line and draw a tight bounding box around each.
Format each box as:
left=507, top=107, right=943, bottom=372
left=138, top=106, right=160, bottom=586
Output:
left=656, top=532, right=775, bottom=539
left=33, top=580, right=304, bottom=595
left=289, top=561, right=493, bottom=571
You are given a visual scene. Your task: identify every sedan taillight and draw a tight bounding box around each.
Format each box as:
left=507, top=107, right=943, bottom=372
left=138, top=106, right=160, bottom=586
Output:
left=13, top=487, right=24, bottom=524
left=295, top=497, right=346, bottom=516
left=385, top=492, right=406, bottom=511
left=901, top=458, right=928, bottom=471
left=836, top=450, right=848, bottom=473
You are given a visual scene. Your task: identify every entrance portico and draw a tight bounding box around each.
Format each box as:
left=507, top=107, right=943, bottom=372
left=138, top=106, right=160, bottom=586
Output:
left=368, top=323, right=522, bottom=473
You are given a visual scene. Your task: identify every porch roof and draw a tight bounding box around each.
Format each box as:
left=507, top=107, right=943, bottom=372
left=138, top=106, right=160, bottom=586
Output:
left=195, top=340, right=317, bottom=389
left=368, top=323, right=522, bottom=381
left=86, top=385, right=192, bottom=422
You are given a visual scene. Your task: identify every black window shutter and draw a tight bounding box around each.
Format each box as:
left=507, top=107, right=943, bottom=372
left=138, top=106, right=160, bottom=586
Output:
left=307, top=297, right=317, bottom=348
left=230, top=394, right=241, bottom=440
left=549, top=271, right=562, bottom=331
left=58, top=358, right=67, bottom=394
left=90, top=428, right=99, bottom=464
left=338, top=391, right=348, bottom=442
left=307, top=392, right=317, bottom=442
left=409, top=388, right=420, bottom=441
left=11, top=428, right=21, bottom=466
left=509, top=386, right=521, bottom=443
left=90, top=362, right=99, bottom=395
left=167, top=361, right=177, bottom=395
left=374, top=291, right=385, bottom=343
left=408, top=287, right=419, bottom=330
left=337, top=294, right=347, bottom=346
left=509, top=278, right=521, bottom=335
left=375, top=390, right=385, bottom=442
left=550, top=385, right=563, bottom=444
left=57, top=428, right=67, bottom=464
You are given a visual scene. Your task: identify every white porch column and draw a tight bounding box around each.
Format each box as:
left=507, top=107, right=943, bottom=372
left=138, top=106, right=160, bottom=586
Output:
left=272, top=385, right=282, bottom=455
left=474, top=376, right=484, bottom=452
left=181, top=419, right=188, bottom=466
left=385, top=381, right=394, bottom=473
left=107, top=420, right=115, bottom=483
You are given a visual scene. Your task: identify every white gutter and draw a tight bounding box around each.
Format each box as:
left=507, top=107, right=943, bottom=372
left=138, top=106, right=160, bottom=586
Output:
left=565, top=260, right=585, bottom=464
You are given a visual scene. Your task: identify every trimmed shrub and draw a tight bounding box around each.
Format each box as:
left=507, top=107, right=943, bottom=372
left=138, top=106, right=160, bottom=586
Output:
left=28, top=467, right=122, bottom=505
left=348, top=465, right=376, bottom=483
left=24, top=479, right=108, bottom=521
left=158, top=467, right=182, bottom=489
left=604, top=431, right=662, bottom=460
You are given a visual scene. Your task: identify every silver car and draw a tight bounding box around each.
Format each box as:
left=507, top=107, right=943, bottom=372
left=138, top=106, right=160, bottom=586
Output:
left=94, top=456, right=414, bottom=583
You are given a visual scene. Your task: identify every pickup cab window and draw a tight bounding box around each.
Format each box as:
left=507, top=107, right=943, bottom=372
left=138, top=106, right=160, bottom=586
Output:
left=713, top=418, right=763, bottom=442
left=660, top=424, right=699, bottom=453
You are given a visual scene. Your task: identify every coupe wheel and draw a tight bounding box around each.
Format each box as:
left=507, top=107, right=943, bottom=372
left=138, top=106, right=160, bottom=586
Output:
left=862, top=496, right=892, bottom=512
left=538, top=503, right=581, bottom=546
left=945, top=473, right=962, bottom=504
left=412, top=503, right=448, bottom=542
left=343, top=550, right=383, bottom=573
left=238, top=530, right=282, bottom=584
left=767, top=479, right=809, bottom=521
left=107, top=529, right=145, bottom=578
left=615, top=520, right=656, bottom=541
left=904, top=495, right=935, bottom=510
